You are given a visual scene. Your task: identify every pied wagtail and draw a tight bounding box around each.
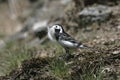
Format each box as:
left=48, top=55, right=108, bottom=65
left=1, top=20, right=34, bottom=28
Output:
left=48, top=24, right=89, bottom=59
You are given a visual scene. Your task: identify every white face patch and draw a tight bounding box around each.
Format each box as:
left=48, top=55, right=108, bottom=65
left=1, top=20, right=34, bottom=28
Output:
left=52, top=25, right=63, bottom=33
left=47, top=24, right=64, bottom=42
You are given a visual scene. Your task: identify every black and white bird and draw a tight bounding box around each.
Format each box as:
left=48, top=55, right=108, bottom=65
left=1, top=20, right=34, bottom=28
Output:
left=48, top=24, right=89, bottom=58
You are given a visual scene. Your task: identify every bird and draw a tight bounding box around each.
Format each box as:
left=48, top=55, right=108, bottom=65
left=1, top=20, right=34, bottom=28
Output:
left=48, top=24, right=89, bottom=59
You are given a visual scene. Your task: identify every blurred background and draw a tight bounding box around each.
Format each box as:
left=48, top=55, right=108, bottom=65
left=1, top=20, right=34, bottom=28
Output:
left=0, top=0, right=120, bottom=80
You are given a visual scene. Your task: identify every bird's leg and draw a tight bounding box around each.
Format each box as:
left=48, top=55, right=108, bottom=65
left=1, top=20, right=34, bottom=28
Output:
left=58, top=47, right=74, bottom=61
left=58, top=47, right=69, bottom=60
left=64, top=47, right=74, bottom=61
left=65, top=47, right=69, bottom=54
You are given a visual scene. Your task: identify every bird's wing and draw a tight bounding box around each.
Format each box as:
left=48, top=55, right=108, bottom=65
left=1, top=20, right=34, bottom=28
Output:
left=59, top=33, right=78, bottom=43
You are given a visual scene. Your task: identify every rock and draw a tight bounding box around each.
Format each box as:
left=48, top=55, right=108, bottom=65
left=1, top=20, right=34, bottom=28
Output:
left=117, top=25, right=120, bottom=29
left=112, top=51, right=120, bottom=54
left=60, top=0, right=72, bottom=5
left=78, top=5, right=112, bottom=23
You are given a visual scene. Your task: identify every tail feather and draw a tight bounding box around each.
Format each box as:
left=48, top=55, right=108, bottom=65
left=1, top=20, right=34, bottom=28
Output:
left=75, top=42, right=92, bottom=49
left=79, top=44, right=100, bottom=52
left=78, top=43, right=91, bottom=49
left=78, top=43, right=98, bottom=52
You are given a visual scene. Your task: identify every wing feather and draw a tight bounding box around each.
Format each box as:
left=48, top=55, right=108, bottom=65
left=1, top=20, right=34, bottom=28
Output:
left=59, top=33, right=78, bottom=43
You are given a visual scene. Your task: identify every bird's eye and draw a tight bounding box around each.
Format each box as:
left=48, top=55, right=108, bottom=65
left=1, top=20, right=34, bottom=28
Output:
left=55, top=29, right=60, bottom=33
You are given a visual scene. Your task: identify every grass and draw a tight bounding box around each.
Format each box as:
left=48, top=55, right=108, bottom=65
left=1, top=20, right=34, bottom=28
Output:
left=50, top=58, right=69, bottom=79
left=40, top=42, right=70, bottom=79
left=39, top=41, right=105, bottom=80
left=81, top=68, right=104, bottom=80
left=49, top=57, right=105, bottom=80
left=0, top=33, right=5, bottom=38
left=40, top=41, right=64, bottom=56
left=0, top=41, right=34, bottom=76
left=0, top=40, right=118, bottom=80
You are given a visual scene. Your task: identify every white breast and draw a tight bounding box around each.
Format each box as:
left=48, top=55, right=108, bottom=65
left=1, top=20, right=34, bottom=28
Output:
left=48, top=28, right=56, bottom=42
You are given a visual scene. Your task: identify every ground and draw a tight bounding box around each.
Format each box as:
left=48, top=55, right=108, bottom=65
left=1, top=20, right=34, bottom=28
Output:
left=0, top=0, right=120, bottom=80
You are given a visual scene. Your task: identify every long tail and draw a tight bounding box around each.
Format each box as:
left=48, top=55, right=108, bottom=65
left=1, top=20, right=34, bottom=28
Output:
left=78, top=43, right=99, bottom=53
left=79, top=44, right=91, bottom=48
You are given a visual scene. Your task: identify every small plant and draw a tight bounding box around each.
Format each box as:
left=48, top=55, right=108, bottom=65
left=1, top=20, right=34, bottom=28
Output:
left=79, top=61, right=105, bottom=80
left=0, top=42, right=33, bottom=75
left=50, top=58, right=69, bottom=79
left=81, top=69, right=104, bottom=80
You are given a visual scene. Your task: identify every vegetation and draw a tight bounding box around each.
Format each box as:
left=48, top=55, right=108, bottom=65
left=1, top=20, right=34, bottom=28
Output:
left=0, top=0, right=120, bottom=80
left=0, top=42, right=34, bottom=75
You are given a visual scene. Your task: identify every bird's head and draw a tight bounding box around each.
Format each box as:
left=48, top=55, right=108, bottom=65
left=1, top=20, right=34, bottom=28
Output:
left=51, top=24, right=64, bottom=34
left=47, top=24, right=65, bottom=42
